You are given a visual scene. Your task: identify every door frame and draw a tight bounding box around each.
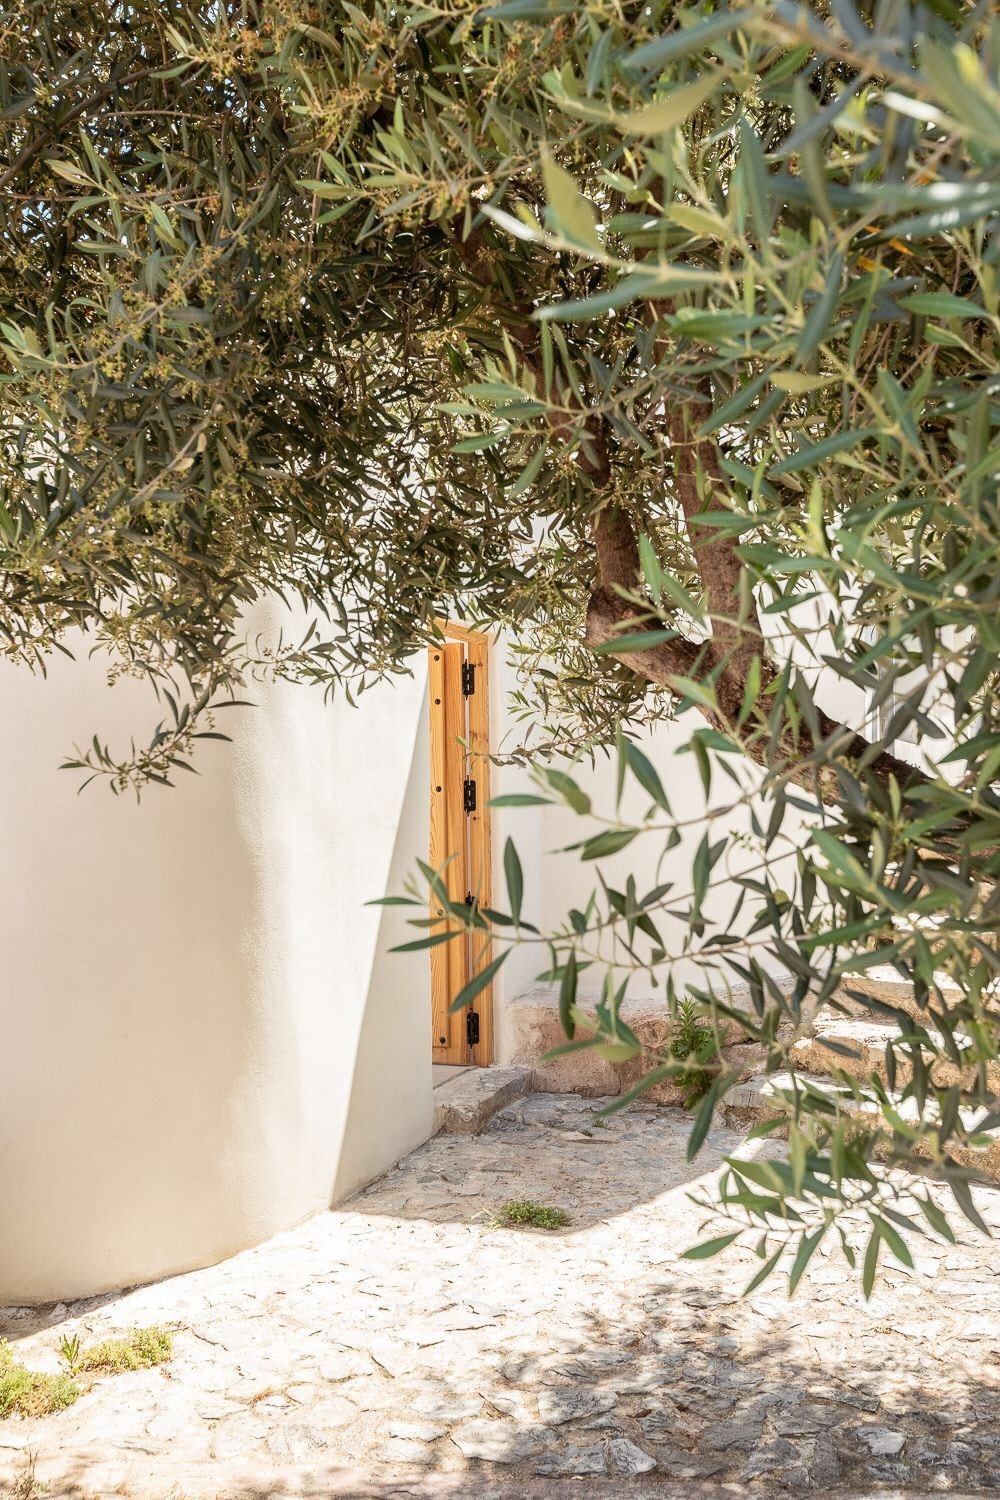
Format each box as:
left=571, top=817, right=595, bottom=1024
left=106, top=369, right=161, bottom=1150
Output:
left=429, top=621, right=495, bottom=1066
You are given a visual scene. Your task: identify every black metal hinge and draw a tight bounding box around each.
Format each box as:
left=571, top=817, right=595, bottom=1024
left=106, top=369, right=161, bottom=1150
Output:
left=463, top=777, right=477, bottom=813
left=461, top=661, right=476, bottom=697
left=466, top=1010, right=480, bottom=1047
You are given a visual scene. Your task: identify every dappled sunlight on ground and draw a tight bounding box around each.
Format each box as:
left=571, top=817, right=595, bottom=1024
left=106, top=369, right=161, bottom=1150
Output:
left=2, top=1093, right=1000, bottom=1497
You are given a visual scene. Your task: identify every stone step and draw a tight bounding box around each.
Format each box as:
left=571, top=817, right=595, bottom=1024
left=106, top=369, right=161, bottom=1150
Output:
left=721, top=1070, right=1000, bottom=1183
left=831, top=965, right=998, bottom=1023
left=792, top=1016, right=1000, bottom=1094
left=433, top=1065, right=536, bottom=1135
left=502, top=985, right=766, bottom=1107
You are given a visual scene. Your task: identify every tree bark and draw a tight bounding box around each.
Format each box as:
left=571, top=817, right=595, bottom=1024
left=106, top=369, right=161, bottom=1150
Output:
left=451, top=222, right=925, bottom=799
left=586, top=498, right=926, bottom=801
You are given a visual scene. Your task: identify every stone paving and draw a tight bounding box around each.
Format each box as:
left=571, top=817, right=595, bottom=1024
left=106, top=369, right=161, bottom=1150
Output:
left=3, top=1092, right=1000, bottom=1498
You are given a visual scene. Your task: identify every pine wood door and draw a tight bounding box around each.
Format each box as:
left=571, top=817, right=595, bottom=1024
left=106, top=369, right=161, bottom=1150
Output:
left=428, top=627, right=494, bottom=1065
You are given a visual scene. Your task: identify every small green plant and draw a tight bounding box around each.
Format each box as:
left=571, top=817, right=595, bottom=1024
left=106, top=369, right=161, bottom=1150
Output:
left=58, top=1333, right=82, bottom=1374
left=76, top=1326, right=173, bottom=1374
left=0, top=1339, right=80, bottom=1418
left=670, top=1000, right=721, bottom=1109
left=10, top=1454, right=44, bottom=1499
left=498, top=1200, right=570, bottom=1230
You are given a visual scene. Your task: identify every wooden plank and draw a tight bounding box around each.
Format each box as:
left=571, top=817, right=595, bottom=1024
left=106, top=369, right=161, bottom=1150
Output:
left=428, top=623, right=494, bottom=1067
left=431, top=616, right=498, bottom=647
left=435, top=642, right=470, bottom=1063
left=466, top=633, right=494, bottom=1065
left=428, top=645, right=454, bottom=1058
left=441, top=641, right=471, bottom=1061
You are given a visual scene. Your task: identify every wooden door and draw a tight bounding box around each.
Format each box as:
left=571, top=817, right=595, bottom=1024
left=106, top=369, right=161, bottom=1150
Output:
left=428, top=627, right=494, bottom=1065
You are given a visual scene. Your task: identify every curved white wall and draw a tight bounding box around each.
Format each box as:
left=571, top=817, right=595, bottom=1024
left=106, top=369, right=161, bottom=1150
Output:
left=0, top=634, right=431, bottom=1303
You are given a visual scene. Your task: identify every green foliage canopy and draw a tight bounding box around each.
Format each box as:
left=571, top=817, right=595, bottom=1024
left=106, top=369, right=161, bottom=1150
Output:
left=3, top=0, right=1000, bottom=1287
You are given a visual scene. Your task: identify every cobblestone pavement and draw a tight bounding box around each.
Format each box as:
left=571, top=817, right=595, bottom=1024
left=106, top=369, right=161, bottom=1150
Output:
left=3, top=1092, right=1000, bottom=1498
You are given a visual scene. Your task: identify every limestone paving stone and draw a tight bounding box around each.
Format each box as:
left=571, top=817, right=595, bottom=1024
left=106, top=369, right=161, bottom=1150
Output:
left=536, top=1386, right=619, bottom=1426
left=481, top=1388, right=535, bottom=1422
left=450, top=1418, right=556, bottom=1462
left=743, top=1436, right=802, bottom=1479
left=858, top=1425, right=908, bottom=1457
left=534, top=1440, right=608, bottom=1476
left=432, top=1065, right=536, bottom=1134
left=703, top=1412, right=766, bottom=1451
left=409, top=1391, right=483, bottom=1424
left=504, top=985, right=762, bottom=1103
left=609, top=1436, right=658, bottom=1475
left=772, top=1402, right=851, bottom=1435
left=386, top=1419, right=448, bottom=1441
left=809, top=1433, right=842, bottom=1487
left=373, top=1436, right=436, bottom=1465
left=2, top=1089, right=1000, bottom=1498
left=638, top=1403, right=702, bottom=1447
left=652, top=1445, right=729, bottom=1480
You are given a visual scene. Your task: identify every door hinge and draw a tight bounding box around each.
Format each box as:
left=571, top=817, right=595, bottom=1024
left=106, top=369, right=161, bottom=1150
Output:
left=466, top=1010, right=480, bottom=1047
left=461, top=661, right=476, bottom=696
left=463, top=777, right=477, bottom=813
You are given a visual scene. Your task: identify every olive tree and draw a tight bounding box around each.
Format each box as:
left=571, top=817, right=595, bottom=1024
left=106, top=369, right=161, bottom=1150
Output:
left=2, top=0, right=999, bottom=1287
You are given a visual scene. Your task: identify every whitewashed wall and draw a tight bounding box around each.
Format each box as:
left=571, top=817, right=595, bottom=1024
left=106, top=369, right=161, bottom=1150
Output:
left=0, top=626, right=431, bottom=1303
left=487, top=646, right=546, bottom=1057
left=535, top=719, right=763, bottom=993
left=493, top=606, right=906, bottom=1014
left=0, top=604, right=930, bottom=1301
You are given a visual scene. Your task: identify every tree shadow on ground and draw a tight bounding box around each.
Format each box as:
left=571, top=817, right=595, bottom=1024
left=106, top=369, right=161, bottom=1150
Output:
left=0, top=1091, right=746, bottom=1344
left=3, top=1226, right=1000, bottom=1497
left=349, top=1090, right=764, bottom=1232
left=3, top=1094, right=1000, bottom=1499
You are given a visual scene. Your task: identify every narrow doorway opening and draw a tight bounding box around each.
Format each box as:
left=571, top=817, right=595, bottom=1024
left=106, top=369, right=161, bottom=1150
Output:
left=428, top=625, right=493, bottom=1069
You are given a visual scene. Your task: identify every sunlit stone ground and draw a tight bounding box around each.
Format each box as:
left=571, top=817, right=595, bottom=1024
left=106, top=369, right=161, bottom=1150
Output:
left=2, top=1093, right=999, bottom=1497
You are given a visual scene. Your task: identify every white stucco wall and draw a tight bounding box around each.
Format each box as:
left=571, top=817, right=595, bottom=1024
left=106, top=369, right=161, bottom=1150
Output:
left=487, top=643, right=546, bottom=1059
left=535, top=719, right=746, bottom=991
left=497, top=607, right=931, bottom=1014
left=2, top=606, right=926, bottom=1300
left=0, top=635, right=432, bottom=1304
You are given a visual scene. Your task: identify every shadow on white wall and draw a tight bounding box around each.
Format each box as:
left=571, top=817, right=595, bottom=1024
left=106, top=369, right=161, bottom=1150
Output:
left=0, top=632, right=432, bottom=1304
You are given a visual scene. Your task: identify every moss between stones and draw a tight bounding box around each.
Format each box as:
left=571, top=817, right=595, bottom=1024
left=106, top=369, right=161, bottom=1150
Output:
left=0, top=1325, right=174, bottom=1419
left=76, top=1325, right=173, bottom=1374
left=498, top=1199, right=571, bottom=1230
left=0, top=1340, right=80, bottom=1418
